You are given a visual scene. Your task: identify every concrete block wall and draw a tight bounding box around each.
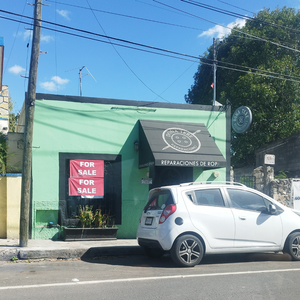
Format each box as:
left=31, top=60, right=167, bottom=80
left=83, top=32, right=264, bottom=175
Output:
left=0, top=174, right=22, bottom=239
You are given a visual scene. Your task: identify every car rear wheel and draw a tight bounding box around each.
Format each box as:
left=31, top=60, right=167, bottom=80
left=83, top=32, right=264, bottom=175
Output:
left=171, top=234, right=204, bottom=267
left=285, top=232, right=300, bottom=261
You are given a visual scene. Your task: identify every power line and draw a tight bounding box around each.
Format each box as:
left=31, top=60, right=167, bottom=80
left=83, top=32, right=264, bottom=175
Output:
left=84, top=0, right=170, bottom=102
left=182, top=0, right=300, bottom=34
left=1, top=9, right=300, bottom=84
left=154, top=0, right=300, bottom=53
left=3, top=1, right=28, bottom=76
left=44, top=0, right=204, bottom=31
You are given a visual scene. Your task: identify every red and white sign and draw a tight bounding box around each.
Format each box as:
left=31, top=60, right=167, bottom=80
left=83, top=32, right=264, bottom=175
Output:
left=70, top=159, right=104, bottom=178
left=264, top=154, right=275, bottom=165
left=69, top=177, right=104, bottom=196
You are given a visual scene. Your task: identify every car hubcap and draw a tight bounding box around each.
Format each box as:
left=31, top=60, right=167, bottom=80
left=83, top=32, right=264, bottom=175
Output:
left=291, top=236, right=300, bottom=257
left=179, top=239, right=201, bottom=264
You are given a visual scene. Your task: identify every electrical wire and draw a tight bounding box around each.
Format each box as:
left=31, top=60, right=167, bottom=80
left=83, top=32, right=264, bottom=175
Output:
left=154, top=0, right=300, bottom=53
left=183, top=0, right=300, bottom=34
left=2, top=7, right=300, bottom=83
left=44, top=0, right=203, bottom=31
left=1, top=10, right=300, bottom=84
left=85, top=0, right=170, bottom=102
left=3, top=1, right=27, bottom=76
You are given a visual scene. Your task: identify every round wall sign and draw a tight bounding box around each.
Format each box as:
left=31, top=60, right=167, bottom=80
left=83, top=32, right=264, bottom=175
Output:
left=232, top=106, right=252, bottom=133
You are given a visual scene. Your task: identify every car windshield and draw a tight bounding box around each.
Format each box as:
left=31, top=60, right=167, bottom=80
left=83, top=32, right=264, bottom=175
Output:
left=144, top=190, right=174, bottom=212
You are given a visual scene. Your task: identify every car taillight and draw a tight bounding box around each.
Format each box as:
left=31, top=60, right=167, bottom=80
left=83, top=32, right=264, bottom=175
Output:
left=159, top=204, right=176, bottom=224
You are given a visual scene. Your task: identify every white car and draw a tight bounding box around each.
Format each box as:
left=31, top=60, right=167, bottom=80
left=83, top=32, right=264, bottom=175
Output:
left=136, top=182, right=300, bottom=267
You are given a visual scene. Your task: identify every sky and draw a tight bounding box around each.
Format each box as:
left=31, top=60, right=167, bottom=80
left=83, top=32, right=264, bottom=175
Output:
left=1, top=0, right=300, bottom=112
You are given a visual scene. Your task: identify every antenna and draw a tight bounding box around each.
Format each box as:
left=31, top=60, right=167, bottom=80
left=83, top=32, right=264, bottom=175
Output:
left=66, top=66, right=97, bottom=96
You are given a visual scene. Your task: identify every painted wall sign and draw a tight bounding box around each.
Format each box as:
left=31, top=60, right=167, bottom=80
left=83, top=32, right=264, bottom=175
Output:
left=292, top=180, right=300, bottom=210
left=69, top=177, right=104, bottom=196
left=70, top=159, right=104, bottom=177
left=160, top=160, right=218, bottom=167
left=162, top=128, right=201, bottom=153
left=232, top=106, right=252, bottom=133
left=142, top=178, right=153, bottom=184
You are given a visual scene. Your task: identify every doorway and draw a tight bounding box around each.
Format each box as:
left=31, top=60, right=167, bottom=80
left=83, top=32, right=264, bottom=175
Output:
left=150, top=166, right=193, bottom=189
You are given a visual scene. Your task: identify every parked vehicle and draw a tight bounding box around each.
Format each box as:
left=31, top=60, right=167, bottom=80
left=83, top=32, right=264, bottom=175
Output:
left=137, top=182, right=300, bottom=267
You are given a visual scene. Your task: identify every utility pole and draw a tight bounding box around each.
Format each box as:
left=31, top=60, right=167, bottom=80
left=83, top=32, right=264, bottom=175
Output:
left=19, top=0, right=43, bottom=247
left=213, top=37, right=217, bottom=106
left=79, top=67, right=83, bottom=97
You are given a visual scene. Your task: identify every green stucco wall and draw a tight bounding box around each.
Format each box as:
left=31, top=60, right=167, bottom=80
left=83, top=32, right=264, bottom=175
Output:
left=31, top=98, right=228, bottom=239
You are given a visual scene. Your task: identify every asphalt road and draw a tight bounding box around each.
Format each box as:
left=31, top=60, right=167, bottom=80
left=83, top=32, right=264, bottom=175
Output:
left=1, top=252, right=300, bottom=300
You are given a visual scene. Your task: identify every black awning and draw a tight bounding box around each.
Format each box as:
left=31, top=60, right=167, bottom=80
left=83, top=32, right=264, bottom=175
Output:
left=138, top=120, right=226, bottom=169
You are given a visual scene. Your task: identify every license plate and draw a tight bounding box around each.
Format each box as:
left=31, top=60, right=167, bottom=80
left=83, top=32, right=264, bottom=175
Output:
left=145, top=217, right=153, bottom=225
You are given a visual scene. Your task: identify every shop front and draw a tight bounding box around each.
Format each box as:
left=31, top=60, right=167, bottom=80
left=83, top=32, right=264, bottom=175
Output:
left=25, top=94, right=230, bottom=239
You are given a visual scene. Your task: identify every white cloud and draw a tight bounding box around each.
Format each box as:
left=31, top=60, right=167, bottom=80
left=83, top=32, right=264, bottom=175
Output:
left=40, top=76, right=69, bottom=91
left=199, top=18, right=246, bottom=39
left=22, top=30, right=33, bottom=40
left=56, top=9, right=71, bottom=20
left=40, top=81, right=57, bottom=91
left=41, top=35, right=54, bottom=43
left=8, top=65, right=25, bottom=75
left=52, top=76, right=69, bottom=85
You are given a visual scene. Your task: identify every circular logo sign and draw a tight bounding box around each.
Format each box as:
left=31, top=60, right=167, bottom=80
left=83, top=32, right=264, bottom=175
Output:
left=232, top=106, right=252, bottom=133
left=162, top=128, right=201, bottom=153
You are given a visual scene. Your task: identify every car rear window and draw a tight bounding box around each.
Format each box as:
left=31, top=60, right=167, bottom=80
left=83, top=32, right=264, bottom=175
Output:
left=144, top=190, right=174, bottom=212
left=186, top=188, right=225, bottom=207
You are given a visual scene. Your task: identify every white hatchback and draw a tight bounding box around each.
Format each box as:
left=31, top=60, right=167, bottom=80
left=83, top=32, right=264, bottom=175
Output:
left=136, top=182, right=300, bottom=267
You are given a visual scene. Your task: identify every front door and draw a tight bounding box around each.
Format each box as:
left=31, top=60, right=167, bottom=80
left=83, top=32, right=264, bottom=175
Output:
left=226, top=188, right=283, bottom=248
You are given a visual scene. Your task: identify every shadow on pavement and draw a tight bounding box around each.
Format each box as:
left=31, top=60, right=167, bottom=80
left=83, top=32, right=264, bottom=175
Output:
left=81, top=250, right=292, bottom=268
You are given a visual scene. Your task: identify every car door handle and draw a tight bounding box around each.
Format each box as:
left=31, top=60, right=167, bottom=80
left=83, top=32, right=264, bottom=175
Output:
left=239, top=216, right=246, bottom=220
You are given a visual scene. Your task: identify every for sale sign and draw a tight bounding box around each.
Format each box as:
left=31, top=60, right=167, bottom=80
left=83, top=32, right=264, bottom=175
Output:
left=69, top=159, right=104, bottom=196
left=70, top=159, right=104, bottom=177
left=69, top=177, right=104, bottom=196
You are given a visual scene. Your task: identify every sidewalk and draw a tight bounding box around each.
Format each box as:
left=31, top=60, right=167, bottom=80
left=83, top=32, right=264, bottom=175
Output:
left=0, top=238, right=142, bottom=261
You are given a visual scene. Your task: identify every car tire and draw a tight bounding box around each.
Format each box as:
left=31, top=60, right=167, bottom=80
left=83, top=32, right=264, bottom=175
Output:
left=171, top=234, right=204, bottom=267
left=285, top=232, right=300, bottom=261
left=142, top=246, right=165, bottom=258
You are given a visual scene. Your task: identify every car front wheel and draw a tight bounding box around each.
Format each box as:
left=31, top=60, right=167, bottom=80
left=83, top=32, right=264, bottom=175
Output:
left=171, top=234, right=204, bottom=267
left=285, top=232, right=300, bottom=261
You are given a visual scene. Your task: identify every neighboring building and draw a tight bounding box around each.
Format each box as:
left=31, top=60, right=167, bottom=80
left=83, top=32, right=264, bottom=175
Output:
left=256, top=133, right=300, bottom=178
left=17, top=93, right=231, bottom=239
left=0, top=85, right=9, bottom=134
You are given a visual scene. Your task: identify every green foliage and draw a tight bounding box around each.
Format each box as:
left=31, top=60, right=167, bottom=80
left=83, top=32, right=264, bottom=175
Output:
left=0, top=97, right=20, bottom=174
left=185, top=7, right=300, bottom=167
left=11, top=256, right=18, bottom=261
left=275, top=170, right=289, bottom=179
left=9, top=112, right=19, bottom=133
left=77, top=205, right=114, bottom=228
left=0, top=133, right=7, bottom=174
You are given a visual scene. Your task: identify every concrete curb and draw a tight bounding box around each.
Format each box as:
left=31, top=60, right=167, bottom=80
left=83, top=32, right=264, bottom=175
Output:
left=19, top=246, right=143, bottom=260
left=0, top=239, right=142, bottom=261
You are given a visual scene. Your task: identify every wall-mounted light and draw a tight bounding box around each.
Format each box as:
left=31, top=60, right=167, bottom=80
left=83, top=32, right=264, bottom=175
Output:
left=134, top=140, right=139, bottom=152
left=213, top=171, right=219, bottom=178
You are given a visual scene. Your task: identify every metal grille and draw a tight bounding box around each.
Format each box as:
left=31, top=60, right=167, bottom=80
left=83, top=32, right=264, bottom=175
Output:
left=235, top=175, right=256, bottom=189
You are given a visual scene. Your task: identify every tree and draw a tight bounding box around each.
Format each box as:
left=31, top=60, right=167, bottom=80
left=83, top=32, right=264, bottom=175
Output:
left=185, top=7, right=300, bottom=167
left=0, top=132, right=7, bottom=174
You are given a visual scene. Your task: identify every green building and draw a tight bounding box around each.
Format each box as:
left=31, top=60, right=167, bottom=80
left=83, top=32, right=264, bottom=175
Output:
left=19, top=94, right=231, bottom=240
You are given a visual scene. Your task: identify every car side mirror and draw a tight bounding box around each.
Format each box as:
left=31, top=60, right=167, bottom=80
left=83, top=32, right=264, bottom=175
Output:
left=269, top=204, right=277, bottom=215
